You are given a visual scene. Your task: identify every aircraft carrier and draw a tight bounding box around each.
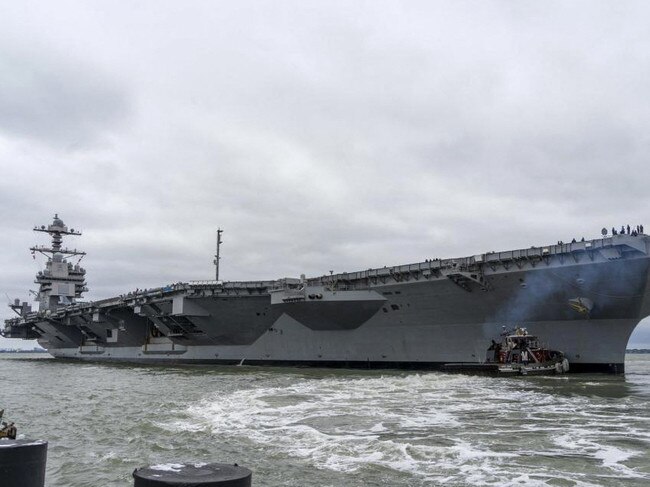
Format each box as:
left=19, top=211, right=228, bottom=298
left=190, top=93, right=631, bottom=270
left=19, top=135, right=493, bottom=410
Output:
left=3, top=215, right=650, bottom=373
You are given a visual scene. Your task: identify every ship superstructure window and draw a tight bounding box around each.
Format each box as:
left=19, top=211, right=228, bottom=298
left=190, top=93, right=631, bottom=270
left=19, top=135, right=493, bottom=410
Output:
left=106, top=329, right=113, bottom=338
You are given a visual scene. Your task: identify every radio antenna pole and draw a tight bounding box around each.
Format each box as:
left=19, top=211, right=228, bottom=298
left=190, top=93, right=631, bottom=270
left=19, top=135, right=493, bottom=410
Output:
left=214, top=228, right=223, bottom=281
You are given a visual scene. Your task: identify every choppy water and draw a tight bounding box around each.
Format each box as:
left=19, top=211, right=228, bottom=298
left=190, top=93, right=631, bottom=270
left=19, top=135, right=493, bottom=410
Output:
left=1, top=355, right=650, bottom=486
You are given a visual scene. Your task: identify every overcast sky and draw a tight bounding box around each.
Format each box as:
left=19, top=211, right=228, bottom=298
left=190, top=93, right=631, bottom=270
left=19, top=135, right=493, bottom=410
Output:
left=1, top=1, right=650, bottom=349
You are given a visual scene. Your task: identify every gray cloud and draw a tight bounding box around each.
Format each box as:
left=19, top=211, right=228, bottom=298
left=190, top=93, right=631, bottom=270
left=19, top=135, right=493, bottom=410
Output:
left=0, top=44, right=130, bottom=148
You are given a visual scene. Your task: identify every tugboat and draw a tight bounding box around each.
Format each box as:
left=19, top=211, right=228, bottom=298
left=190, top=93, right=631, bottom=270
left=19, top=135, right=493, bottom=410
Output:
left=442, top=326, right=569, bottom=375
left=486, top=327, right=569, bottom=375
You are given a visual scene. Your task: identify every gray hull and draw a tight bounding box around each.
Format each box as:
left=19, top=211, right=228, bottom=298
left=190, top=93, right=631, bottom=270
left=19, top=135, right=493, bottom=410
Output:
left=5, top=234, right=650, bottom=373
left=45, top=316, right=636, bottom=373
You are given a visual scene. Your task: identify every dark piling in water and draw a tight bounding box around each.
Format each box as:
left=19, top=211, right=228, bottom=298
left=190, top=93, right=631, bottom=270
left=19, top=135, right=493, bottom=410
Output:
left=133, top=463, right=252, bottom=487
left=0, top=439, right=48, bottom=487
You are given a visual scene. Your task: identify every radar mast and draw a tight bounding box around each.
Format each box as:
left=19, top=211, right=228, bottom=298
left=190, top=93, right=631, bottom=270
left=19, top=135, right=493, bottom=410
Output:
left=213, top=228, right=223, bottom=281
left=30, top=214, right=88, bottom=311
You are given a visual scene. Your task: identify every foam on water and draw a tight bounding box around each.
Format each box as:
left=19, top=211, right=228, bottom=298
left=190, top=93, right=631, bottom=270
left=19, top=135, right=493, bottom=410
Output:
left=158, top=371, right=650, bottom=485
left=150, top=463, right=184, bottom=472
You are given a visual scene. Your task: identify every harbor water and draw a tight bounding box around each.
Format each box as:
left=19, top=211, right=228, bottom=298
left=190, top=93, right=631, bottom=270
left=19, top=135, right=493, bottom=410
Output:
left=1, top=354, right=650, bottom=486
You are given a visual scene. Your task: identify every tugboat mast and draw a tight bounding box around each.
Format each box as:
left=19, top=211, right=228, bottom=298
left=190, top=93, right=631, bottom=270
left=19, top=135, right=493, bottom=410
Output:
left=30, top=214, right=87, bottom=312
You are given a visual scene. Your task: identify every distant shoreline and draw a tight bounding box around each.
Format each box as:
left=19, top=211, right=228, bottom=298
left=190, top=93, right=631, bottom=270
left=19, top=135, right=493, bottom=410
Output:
left=0, top=349, right=48, bottom=354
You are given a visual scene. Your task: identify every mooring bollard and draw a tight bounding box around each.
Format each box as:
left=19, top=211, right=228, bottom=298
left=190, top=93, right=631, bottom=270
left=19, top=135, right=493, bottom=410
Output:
left=0, top=439, right=48, bottom=487
left=133, top=462, right=252, bottom=487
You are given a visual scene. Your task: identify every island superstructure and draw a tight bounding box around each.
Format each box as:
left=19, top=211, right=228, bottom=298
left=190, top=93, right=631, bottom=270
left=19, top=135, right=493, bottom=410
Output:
left=3, top=215, right=650, bottom=373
